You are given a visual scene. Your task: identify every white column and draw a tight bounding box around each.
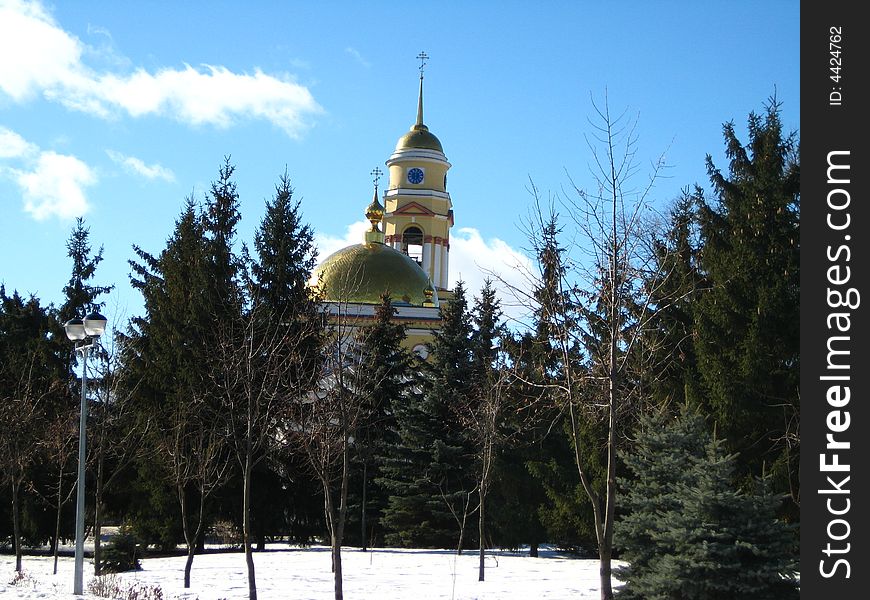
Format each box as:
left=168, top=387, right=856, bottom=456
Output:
left=433, top=241, right=442, bottom=288
left=422, top=242, right=432, bottom=279
left=440, top=244, right=449, bottom=289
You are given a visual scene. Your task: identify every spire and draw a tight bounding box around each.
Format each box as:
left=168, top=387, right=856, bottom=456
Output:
left=415, top=51, right=428, bottom=129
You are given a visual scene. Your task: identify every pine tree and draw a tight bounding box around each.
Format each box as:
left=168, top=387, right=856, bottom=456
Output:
left=694, top=99, right=800, bottom=514
left=615, top=410, right=798, bottom=599
left=466, top=280, right=509, bottom=580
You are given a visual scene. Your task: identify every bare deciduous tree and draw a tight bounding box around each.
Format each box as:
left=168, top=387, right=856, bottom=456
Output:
left=39, top=407, right=78, bottom=575
left=88, top=329, right=151, bottom=577
left=293, top=301, right=373, bottom=600
left=508, top=93, right=675, bottom=599
left=0, top=347, right=54, bottom=573
left=214, top=300, right=320, bottom=600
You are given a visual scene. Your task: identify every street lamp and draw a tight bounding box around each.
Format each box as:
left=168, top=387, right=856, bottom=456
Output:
left=64, top=311, right=107, bottom=595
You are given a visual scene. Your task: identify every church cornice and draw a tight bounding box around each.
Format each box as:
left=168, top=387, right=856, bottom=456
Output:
left=384, top=188, right=451, bottom=201
left=386, top=149, right=451, bottom=168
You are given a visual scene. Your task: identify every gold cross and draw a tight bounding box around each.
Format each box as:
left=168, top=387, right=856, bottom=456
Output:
left=370, top=167, right=383, bottom=189
left=417, top=51, right=429, bottom=75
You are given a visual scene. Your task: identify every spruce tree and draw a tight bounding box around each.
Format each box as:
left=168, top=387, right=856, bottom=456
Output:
left=615, top=410, right=798, bottom=599
left=641, top=190, right=703, bottom=410
left=248, top=170, right=323, bottom=547
left=58, top=217, right=116, bottom=560
left=251, top=170, right=317, bottom=314
left=694, top=99, right=800, bottom=514
left=203, top=157, right=243, bottom=314
left=127, top=196, right=229, bottom=588
left=380, top=281, right=476, bottom=549
left=349, top=294, right=410, bottom=549
left=60, top=217, right=114, bottom=324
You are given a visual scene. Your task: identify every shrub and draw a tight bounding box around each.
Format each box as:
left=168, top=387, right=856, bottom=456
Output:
left=99, top=525, right=142, bottom=573
left=615, top=410, right=799, bottom=599
left=88, top=574, right=165, bottom=600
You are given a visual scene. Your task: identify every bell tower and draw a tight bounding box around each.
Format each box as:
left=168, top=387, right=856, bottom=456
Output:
left=383, top=52, right=454, bottom=292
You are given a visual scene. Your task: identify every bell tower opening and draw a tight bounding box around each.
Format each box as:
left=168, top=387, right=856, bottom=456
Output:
left=402, top=226, right=424, bottom=266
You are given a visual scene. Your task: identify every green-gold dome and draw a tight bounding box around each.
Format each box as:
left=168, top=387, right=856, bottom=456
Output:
left=311, top=242, right=434, bottom=306
left=395, top=124, right=443, bottom=153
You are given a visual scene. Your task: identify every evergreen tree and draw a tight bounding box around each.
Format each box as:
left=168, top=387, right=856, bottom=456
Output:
left=60, top=217, right=114, bottom=323
left=248, top=169, right=324, bottom=546
left=203, top=157, right=243, bottom=314
left=694, top=99, right=800, bottom=513
left=380, top=282, right=476, bottom=549
left=251, top=170, right=317, bottom=314
left=126, top=197, right=228, bottom=588
left=518, top=213, right=605, bottom=552
left=641, top=190, right=703, bottom=409
left=58, top=217, right=116, bottom=573
left=349, top=294, right=410, bottom=549
left=0, top=289, right=62, bottom=571
left=615, top=410, right=798, bottom=599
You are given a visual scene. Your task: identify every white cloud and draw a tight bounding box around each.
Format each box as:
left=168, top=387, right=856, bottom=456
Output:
left=0, top=0, right=322, bottom=137
left=106, top=149, right=175, bottom=182
left=15, top=151, right=96, bottom=220
left=0, top=126, right=96, bottom=220
left=314, top=219, right=371, bottom=262
left=345, top=47, right=371, bottom=68
left=314, top=221, right=536, bottom=325
left=449, top=227, right=536, bottom=324
left=0, top=126, right=38, bottom=158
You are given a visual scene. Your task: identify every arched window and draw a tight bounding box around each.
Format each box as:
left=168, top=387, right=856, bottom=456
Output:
left=402, top=226, right=424, bottom=266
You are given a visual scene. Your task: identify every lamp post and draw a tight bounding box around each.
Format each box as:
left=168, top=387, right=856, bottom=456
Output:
left=64, top=311, right=107, bottom=595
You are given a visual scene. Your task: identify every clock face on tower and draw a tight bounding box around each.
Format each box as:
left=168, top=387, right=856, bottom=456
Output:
left=407, top=167, right=424, bottom=184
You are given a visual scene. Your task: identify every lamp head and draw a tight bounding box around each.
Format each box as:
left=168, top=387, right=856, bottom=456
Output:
left=83, top=311, right=107, bottom=337
left=64, top=318, right=86, bottom=341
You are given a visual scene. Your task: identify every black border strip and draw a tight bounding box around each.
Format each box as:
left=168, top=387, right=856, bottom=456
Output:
left=800, top=2, right=868, bottom=596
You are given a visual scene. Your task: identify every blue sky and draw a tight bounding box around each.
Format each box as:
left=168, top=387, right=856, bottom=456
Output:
left=0, top=0, right=799, bottom=327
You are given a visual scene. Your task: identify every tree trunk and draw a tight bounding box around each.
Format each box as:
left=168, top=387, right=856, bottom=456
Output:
left=478, top=486, right=486, bottom=581
left=530, top=542, right=538, bottom=558
left=243, top=451, right=258, bottom=600
left=332, top=530, right=344, bottom=600
left=599, top=546, right=613, bottom=600
left=12, top=478, right=22, bottom=573
left=184, top=546, right=195, bottom=589
left=360, top=460, right=367, bottom=552
left=94, top=453, right=104, bottom=576
left=53, top=468, right=64, bottom=575
left=332, top=440, right=350, bottom=600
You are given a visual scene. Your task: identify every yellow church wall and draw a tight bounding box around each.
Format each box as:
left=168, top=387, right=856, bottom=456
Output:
left=386, top=162, right=448, bottom=193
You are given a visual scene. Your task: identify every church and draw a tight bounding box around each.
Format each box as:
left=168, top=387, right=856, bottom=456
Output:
left=309, top=55, right=454, bottom=358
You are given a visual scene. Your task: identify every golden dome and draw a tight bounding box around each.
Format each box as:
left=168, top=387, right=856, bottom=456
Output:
left=395, top=123, right=444, bottom=153
left=311, top=242, right=433, bottom=305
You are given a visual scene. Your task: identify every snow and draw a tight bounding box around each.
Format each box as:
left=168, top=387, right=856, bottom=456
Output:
left=1, top=546, right=620, bottom=599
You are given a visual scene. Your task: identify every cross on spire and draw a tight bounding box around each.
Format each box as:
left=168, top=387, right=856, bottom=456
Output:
left=417, top=51, right=429, bottom=76
left=370, top=167, right=383, bottom=190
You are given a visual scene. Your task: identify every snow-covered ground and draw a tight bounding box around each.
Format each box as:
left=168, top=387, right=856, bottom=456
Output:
left=1, top=546, right=618, bottom=599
